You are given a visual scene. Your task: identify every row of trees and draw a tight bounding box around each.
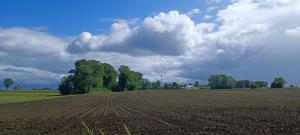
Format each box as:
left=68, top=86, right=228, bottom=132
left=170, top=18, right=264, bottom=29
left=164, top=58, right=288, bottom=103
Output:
left=58, top=59, right=144, bottom=95
left=235, top=80, right=268, bottom=88
left=141, top=79, right=161, bottom=90
left=208, top=74, right=286, bottom=89
left=208, top=75, right=236, bottom=89
left=58, top=59, right=194, bottom=94
left=58, top=60, right=292, bottom=94
left=141, top=80, right=181, bottom=90
left=163, top=82, right=180, bottom=89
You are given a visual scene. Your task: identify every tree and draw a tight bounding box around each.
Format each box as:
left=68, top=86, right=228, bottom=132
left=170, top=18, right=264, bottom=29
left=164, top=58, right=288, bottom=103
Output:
left=254, top=81, right=268, bottom=88
left=102, top=63, right=117, bottom=89
left=151, top=80, right=161, bottom=89
left=127, top=71, right=143, bottom=91
left=117, top=65, right=130, bottom=91
left=208, top=74, right=236, bottom=89
left=271, top=77, right=287, bottom=88
left=58, top=75, right=74, bottom=95
left=141, top=79, right=152, bottom=90
left=71, top=59, right=104, bottom=94
left=58, top=59, right=144, bottom=94
left=164, top=83, right=169, bottom=89
left=155, top=80, right=161, bottom=89
left=194, top=81, right=200, bottom=88
left=117, top=65, right=143, bottom=91
left=250, top=83, right=257, bottom=89
left=236, top=80, right=252, bottom=88
left=3, top=78, right=14, bottom=90
left=171, top=82, right=179, bottom=89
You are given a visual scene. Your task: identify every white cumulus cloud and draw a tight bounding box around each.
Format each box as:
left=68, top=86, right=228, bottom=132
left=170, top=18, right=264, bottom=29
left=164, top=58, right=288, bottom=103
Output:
left=1, top=0, right=300, bottom=87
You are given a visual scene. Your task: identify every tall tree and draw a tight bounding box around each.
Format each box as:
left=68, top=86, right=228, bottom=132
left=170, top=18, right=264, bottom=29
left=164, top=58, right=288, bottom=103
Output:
left=141, top=79, right=152, bottom=90
left=116, top=65, right=143, bottom=91
left=271, top=77, right=287, bottom=88
left=236, top=80, right=252, bottom=88
left=171, top=82, right=179, bottom=89
left=117, top=65, right=130, bottom=91
left=3, top=78, right=14, bottom=90
left=208, top=74, right=236, bottom=89
left=59, top=59, right=118, bottom=94
left=59, top=59, right=144, bottom=94
left=254, top=81, right=268, bottom=88
left=152, top=80, right=161, bottom=89
left=58, top=75, right=74, bottom=95
left=72, top=59, right=104, bottom=93
left=102, top=63, right=117, bottom=89
left=194, top=81, right=200, bottom=88
left=127, top=71, right=143, bottom=91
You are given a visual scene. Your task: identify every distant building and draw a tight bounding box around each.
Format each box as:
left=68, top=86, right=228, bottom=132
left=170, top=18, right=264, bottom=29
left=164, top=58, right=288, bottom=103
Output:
left=184, top=84, right=194, bottom=89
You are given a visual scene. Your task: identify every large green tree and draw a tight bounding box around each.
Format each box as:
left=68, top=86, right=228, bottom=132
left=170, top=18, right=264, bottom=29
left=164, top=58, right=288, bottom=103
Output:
left=236, top=80, right=252, bottom=88
left=171, top=82, right=179, bottom=89
left=127, top=71, right=143, bottom=91
left=208, top=74, right=236, bottom=89
left=3, top=78, right=14, bottom=90
left=254, top=81, right=268, bottom=88
left=102, top=63, right=118, bottom=89
left=271, top=77, right=287, bottom=88
left=59, top=59, right=119, bottom=94
left=58, top=75, right=74, bottom=95
left=72, top=59, right=104, bottom=93
left=117, top=65, right=143, bottom=91
left=117, top=65, right=131, bottom=91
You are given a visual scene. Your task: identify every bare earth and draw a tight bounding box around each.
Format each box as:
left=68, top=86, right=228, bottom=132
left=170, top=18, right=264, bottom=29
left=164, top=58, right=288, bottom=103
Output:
left=0, top=89, right=299, bottom=134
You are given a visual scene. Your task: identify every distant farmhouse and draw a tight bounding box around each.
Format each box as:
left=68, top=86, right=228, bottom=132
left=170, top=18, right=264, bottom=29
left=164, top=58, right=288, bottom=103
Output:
left=183, top=84, right=194, bottom=89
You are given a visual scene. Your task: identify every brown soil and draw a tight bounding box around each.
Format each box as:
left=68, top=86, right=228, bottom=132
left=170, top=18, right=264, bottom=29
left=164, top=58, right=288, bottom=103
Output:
left=0, top=89, right=299, bottom=134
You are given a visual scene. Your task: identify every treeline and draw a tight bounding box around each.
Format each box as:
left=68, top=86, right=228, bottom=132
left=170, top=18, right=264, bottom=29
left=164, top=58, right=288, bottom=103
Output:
left=141, top=80, right=182, bottom=90
left=58, top=59, right=147, bottom=95
left=208, top=74, right=286, bottom=89
left=58, top=59, right=292, bottom=95
left=59, top=59, right=197, bottom=95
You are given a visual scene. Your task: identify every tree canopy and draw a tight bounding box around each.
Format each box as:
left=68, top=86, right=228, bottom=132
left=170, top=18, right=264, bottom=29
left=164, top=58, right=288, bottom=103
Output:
left=254, top=81, right=268, bottom=88
left=58, top=59, right=143, bottom=95
left=58, top=59, right=288, bottom=94
left=117, top=65, right=143, bottom=91
left=236, top=80, right=252, bottom=88
left=3, top=78, right=14, bottom=90
left=194, top=81, right=200, bottom=87
left=271, top=77, right=287, bottom=88
left=208, top=74, right=236, bottom=89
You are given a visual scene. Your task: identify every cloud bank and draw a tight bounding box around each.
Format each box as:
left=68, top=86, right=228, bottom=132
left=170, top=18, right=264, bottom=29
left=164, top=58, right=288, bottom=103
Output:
left=1, top=0, right=300, bottom=88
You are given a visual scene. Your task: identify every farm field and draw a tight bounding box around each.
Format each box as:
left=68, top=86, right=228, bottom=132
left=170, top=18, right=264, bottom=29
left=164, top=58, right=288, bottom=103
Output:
left=0, top=89, right=299, bottom=134
left=0, top=90, right=60, bottom=104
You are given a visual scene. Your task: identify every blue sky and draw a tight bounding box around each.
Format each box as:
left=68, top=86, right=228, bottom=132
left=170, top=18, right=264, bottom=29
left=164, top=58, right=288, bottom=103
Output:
left=0, top=0, right=216, bottom=36
left=0, top=0, right=300, bottom=89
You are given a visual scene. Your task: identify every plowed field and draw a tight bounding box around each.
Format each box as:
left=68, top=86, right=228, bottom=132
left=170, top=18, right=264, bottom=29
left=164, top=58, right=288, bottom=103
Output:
left=0, top=89, right=299, bottom=134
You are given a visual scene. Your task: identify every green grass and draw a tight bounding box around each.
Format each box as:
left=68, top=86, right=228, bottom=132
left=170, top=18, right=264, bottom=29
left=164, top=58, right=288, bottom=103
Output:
left=81, top=121, right=131, bottom=135
left=0, top=90, right=60, bottom=104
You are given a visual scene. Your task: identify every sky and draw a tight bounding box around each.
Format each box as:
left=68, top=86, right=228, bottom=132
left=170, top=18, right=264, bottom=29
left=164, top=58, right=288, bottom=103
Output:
left=0, top=0, right=300, bottom=89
